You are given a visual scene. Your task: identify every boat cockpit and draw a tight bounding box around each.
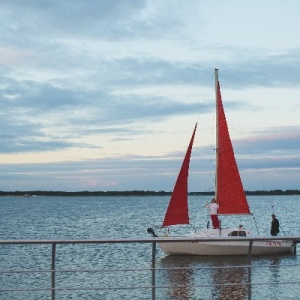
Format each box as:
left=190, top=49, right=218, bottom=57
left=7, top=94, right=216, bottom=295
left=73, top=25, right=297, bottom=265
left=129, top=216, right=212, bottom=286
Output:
left=228, top=230, right=247, bottom=237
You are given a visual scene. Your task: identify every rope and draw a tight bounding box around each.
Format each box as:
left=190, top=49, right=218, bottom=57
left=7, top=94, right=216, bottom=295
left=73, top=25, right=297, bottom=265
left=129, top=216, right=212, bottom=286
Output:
left=251, top=215, right=260, bottom=235
left=279, top=225, right=287, bottom=236
left=193, top=71, right=215, bottom=194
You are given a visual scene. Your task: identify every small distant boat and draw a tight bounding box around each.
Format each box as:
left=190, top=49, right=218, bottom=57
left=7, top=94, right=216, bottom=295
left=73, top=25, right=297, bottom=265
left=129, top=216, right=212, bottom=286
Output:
left=148, top=69, right=295, bottom=255
left=24, top=194, right=37, bottom=197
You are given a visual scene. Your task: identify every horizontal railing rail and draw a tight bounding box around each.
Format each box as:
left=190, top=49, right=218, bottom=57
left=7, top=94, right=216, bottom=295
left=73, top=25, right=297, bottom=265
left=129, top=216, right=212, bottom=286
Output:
left=1, top=235, right=299, bottom=244
left=0, top=237, right=299, bottom=300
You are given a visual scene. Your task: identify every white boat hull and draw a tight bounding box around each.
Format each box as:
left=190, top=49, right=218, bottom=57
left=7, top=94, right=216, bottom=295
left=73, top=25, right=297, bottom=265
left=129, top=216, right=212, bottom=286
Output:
left=159, top=239, right=294, bottom=256
left=158, top=229, right=295, bottom=256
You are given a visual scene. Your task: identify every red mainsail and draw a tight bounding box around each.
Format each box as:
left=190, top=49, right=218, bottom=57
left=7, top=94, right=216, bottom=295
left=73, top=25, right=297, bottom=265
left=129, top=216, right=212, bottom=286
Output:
left=216, top=80, right=251, bottom=214
left=162, top=123, right=197, bottom=227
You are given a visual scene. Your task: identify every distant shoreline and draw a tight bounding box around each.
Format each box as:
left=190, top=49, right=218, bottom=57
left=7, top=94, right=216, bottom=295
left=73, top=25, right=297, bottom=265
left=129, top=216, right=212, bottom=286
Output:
left=1, top=190, right=300, bottom=197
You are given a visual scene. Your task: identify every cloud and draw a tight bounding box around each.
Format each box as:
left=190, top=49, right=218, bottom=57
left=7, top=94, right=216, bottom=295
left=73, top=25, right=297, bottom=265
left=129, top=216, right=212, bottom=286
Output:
left=2, top=122, right=300, bottom=191
left=235, top=126, right=300, bottom=154
left=1, top=1, right=300, bottom=191
left=1, top=1, right=147, bottom=38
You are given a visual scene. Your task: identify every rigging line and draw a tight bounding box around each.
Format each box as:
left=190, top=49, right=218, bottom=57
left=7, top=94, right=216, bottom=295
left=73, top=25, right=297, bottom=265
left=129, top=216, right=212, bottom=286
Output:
left=279, top=224, right=287, bottom=236
left=219, top=74, right=283, bottom=238
left=219, top=74, right=277, bottom=226
left=204, top=71, right=217, bottom=193
left=217, top=72, right=267, bottom=193
left=193, top=70, right=215, bottom=194
left=196, top=70, right=215, bottom=121
left=228, top=100, right=267, bottom=192
left=189, top=222, right=198, bottom=232
left=271, top=204, right=275, bottom=214
left=251, top=214, right=261, bottom=235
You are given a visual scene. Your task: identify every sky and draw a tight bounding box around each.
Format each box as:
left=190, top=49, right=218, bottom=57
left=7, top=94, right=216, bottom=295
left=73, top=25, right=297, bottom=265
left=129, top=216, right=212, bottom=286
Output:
left=1, top=0, right=300, bottom=192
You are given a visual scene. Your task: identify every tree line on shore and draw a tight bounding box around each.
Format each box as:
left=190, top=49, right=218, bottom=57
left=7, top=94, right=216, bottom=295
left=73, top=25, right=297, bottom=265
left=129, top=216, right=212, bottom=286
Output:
left=0, top=189, right=300, bottom=196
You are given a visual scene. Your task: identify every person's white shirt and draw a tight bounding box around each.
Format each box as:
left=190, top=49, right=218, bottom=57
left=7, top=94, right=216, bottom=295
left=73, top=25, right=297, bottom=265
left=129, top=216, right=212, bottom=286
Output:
left=209, top=203, right=219, bottom=215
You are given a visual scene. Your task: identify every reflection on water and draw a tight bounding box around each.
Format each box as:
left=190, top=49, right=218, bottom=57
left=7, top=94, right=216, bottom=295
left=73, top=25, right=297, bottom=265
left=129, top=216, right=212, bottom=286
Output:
left=158, top=255, right=249, bottom=300
left=268, top=257, right=281, bottom=297
left=212, top=262, right=247, bottom=300
left=158, top=254, right=299, bottom=300
left=159, top=256, right=195, bottom=299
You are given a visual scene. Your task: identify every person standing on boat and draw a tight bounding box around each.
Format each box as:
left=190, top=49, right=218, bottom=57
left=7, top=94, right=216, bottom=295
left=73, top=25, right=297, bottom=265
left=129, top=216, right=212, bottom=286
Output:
left=206, top=198, right=220, bottom=229
left=271, top=214, right=280, bottom=236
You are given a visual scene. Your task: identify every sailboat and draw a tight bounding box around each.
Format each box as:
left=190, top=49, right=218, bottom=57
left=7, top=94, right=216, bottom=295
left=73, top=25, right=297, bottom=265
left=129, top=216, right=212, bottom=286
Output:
left=148, top=69, right=295, bottom=255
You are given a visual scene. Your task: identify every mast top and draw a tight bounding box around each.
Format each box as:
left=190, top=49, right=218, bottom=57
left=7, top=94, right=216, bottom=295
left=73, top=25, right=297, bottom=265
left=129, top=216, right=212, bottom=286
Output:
left=214, top=68, right=219, bottom=81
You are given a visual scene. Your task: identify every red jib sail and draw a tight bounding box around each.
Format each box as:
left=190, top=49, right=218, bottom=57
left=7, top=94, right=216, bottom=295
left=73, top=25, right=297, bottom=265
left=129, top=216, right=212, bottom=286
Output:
left=216, top=80, right=251, bottom=214
left=162, top=123, right=197, bottom=227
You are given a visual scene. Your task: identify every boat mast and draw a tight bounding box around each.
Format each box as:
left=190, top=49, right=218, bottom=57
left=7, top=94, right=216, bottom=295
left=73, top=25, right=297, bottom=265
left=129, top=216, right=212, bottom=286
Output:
left=214, top=68, right=219, bottom=201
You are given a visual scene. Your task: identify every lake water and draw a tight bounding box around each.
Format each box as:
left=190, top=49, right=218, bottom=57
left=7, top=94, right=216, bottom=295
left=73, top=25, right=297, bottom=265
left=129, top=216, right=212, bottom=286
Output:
left=0, top=195, right=299, bottom=299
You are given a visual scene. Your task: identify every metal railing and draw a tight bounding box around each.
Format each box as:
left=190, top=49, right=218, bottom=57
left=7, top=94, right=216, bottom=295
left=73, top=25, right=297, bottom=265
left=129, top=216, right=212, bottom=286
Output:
left=0, top=237, right=299, bottom=300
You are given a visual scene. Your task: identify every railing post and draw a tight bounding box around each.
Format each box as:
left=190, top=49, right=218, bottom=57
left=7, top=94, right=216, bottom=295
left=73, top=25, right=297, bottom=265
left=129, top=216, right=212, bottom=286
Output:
left=247, top=240, right=253, bottom=300
left=151, top=241, right=157, bottom=300
left=51, top=243, right=56, bottom=300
